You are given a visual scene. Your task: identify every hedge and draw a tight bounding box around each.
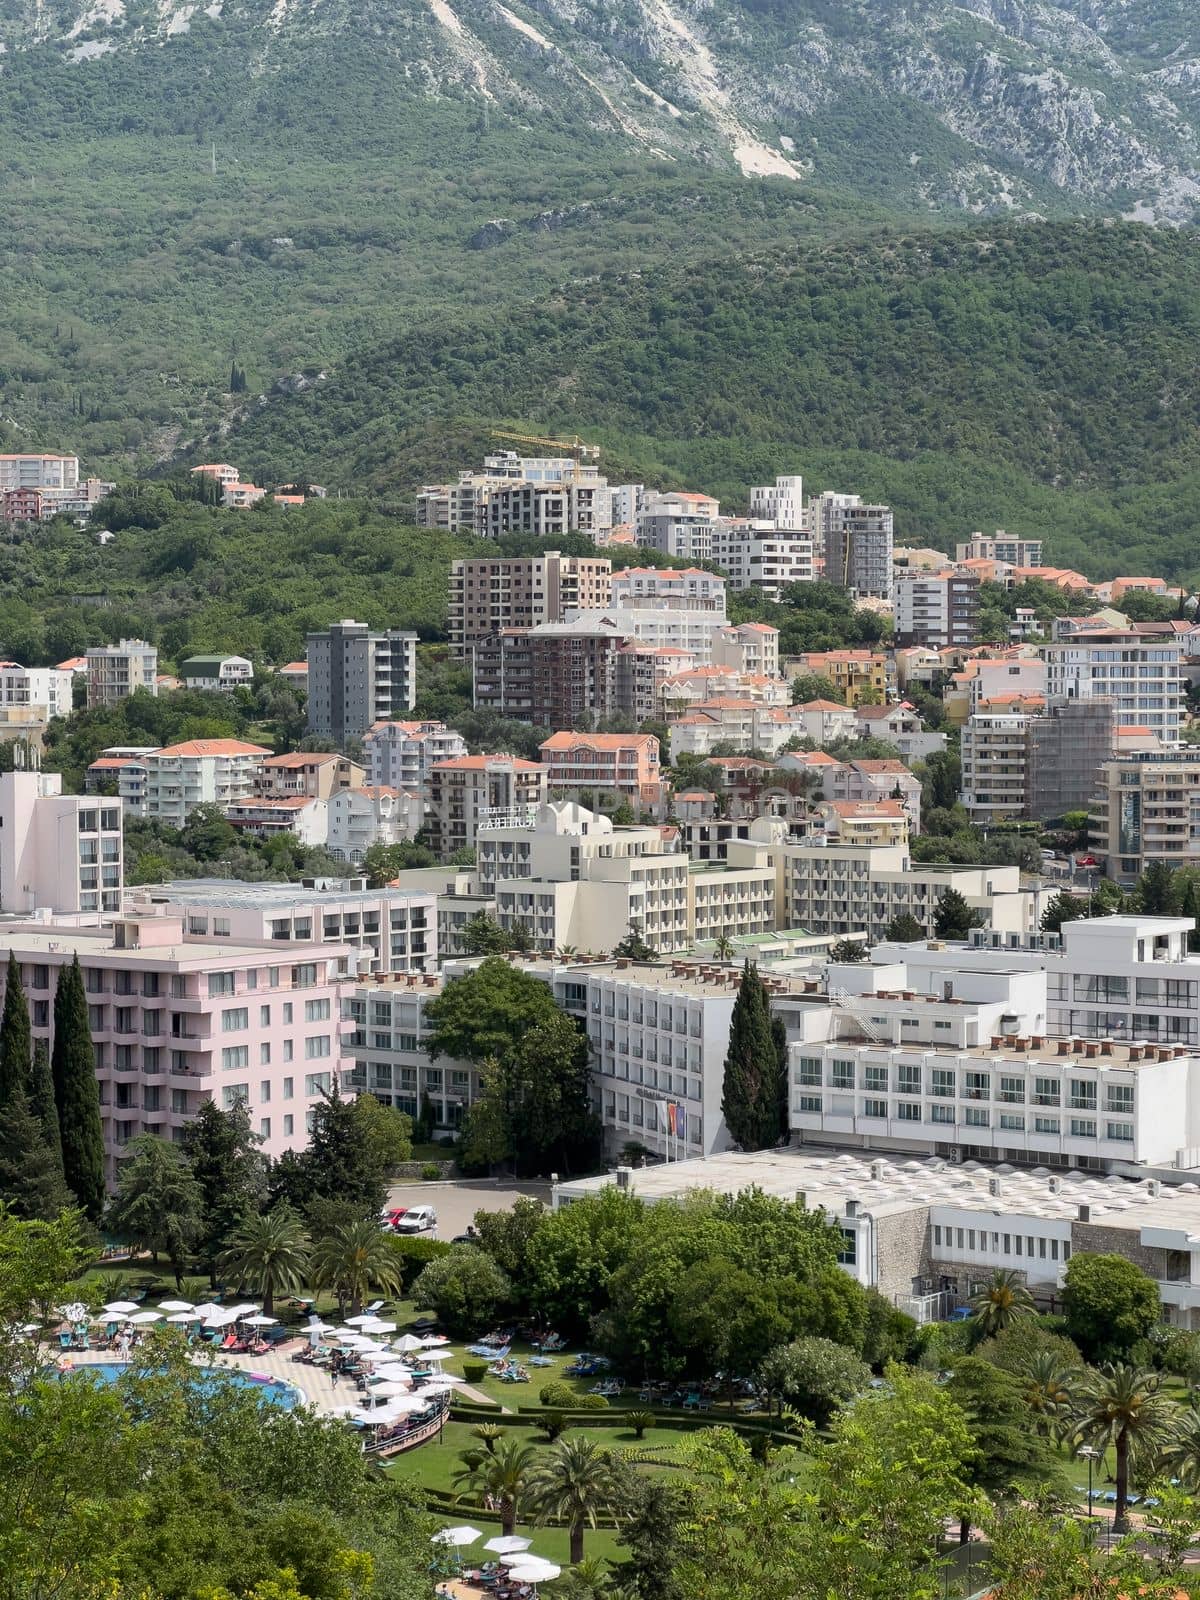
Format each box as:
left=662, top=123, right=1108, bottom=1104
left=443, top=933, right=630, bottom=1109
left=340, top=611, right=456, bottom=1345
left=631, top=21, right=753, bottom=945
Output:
left=388, top=1235, right=453, bottom=1266
left=447, top=1401, right=805, bottom=1446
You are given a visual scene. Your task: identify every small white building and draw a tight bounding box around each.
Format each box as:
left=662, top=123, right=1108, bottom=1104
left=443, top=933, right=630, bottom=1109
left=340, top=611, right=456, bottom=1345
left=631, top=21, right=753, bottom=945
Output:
left=137, top=738, right=270, bottom=826
left=180, top=654, right=255, bottom=693
left=326, top=786, right=423, bottom=863
left=0, top=662, right=74, bottom=727
left=0, top=771, right=123, bottom=916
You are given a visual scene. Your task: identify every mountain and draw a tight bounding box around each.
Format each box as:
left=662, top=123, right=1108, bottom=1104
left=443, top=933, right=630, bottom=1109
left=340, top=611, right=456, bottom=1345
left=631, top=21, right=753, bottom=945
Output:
left=1, top=0, right=1199, bottom=477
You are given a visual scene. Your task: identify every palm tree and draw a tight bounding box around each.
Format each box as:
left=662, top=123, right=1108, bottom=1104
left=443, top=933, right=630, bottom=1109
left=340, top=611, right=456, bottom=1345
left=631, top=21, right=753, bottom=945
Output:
left=714, top=931, right=735, bottom=961
left=529, top=1436, right=627, bottom=1565
left=1073, top=1363, right=1178, bottom=1531
left=309, top=1218, right=403, bottom=1317
left=454, top=1439, right=539, bottom=1537
left=216, top=1203, right=310, bottom=1317
left=472, top=1422, right=504, bottom=1456
left=1020, top=1350, right=1078, bottom=1441
left=969, top=1269, right=1035, bottom=1340
left=1161, top=1403, right=1200, bottom=1493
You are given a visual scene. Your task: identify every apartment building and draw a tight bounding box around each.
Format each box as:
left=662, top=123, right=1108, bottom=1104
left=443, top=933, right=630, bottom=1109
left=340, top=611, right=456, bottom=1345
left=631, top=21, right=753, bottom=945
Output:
left=448, top=551, right=612, bottom=655
left=853, top=703, right=947, bottom=762
left=474, top=478, right=608, bottom=541
left=962, top=698, right=1116, bottom=825
left=578, top=603, right=729, bottom=663
left=610, top=567, right=726, bottom=612
left=342, top=973, right=477, bottom=1128
left=782, top=842, right=1034, bottom=943
left=0, top=772, right=123, bottom=916
left=668, top=699, right=812, bottom=760
left=326, top=786, right=422, bottom=862
left=894, top=571, right=980, bottom=649
left=711, top=622, right=780, bottom=679
left=709, top=524, right=814, bottom=600
left=636, top=493, right=723, bottom=560
left=748, top=474, right=805, bottom=529
left=780, top=698, right=859, bottom=745
left=687, top=858, right=778, bottom=948
left=425, top=754, right=548, bottom=859
left=824, top=503, right=894, bottom=599
left=1090, top=749, right=1200, bottom=881
left=224, top=796, right=328, bottom=848
left=0, top=662, right=73, bottom=728
left=85, top=640, right=158, bottom=709
left=305, top=620, right=418, bottom=745
left=818, top=799, right=909, bottom=848
left=180, top=654, right=254, bottom=693
left=472, top=617, right=642, bottom=726
left=256, top=751, right=363, bottom=800
left=221, top=482, right=266, bottom=510
left=786, top=650, right=891, bottom=706
left=819, top=760, right=923, bottom=832
left=956, top=531, right=1044, bottom=568
left=134, top=739, right=271, bottom=826
left=1042, top=628, right=1185, bottom=744
left=539, top=732, right=662, bottom=803
left=128, top=879, right=436, bottom=977
left=362, top=720, right=468, bottom=793
left=0, top=453, right=79, bottom=492
left=944, top=655, right=1047, bottom=724
left=190, top=463, right=240, bottom=489
left=0, top=914, right=355, bottom=1181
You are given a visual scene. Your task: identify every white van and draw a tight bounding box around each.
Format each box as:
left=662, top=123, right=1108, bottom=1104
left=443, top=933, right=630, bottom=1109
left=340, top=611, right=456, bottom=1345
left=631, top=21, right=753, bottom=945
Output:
left=393, top=1204, right=437, bottom=1235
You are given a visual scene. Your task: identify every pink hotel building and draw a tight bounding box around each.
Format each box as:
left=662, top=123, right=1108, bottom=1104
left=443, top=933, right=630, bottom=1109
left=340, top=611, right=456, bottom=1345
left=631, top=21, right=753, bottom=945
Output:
left=0, top=912, right=357, bottom=1182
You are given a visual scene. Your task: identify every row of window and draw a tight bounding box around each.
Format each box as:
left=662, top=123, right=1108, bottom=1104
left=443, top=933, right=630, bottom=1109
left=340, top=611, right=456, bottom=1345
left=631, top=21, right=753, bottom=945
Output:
left=221, top=999, right=330, bottom=1030
left=207, top=964, right=321, bottom=996
left=793, top=1095, right=1132, bottom=1140
left=220, top=1036, right=329, bottom=1071
left=933, top=1223, right=1071, bottom=1263
left=796, top=1058, right=1132, bottom=1111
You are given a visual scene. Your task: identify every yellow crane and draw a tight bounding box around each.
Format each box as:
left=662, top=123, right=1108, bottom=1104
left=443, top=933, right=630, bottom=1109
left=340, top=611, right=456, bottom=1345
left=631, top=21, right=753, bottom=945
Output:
left=490, top=429, right=600, bottom=483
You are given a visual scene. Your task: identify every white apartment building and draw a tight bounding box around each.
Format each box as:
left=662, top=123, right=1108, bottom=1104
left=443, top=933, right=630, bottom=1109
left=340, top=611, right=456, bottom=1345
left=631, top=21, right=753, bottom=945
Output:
left=610, top=567, right=727, bottom=613
left=807, top=490, right=863, bottom=561
left=128, top=879, right=436, bottom=977
left=225, top=795, right=329, bottom=848
left=0, top=662, right=73, bottom=726
left=0, top=772, right=123, bottom=916
left=956, top=531, right=1044, bottom=568
left=783, top=842, right=1035, bottom=943
left=362, top=720, right=468, bottom=794
left=342, top=973, right=477, bottom=1128
left=573, top=604, right=728, bottom=663
left=180, top=654, right=254, bottom=693
left=636, top=493, right=723, bottom=560
left=853, top=703, right=947, bottom=762
left=85, top=640, right=158, bottom=709
left=1043, top=629, right=1184, bottom=744
left=710, top=523, right=814, bottom=600
left=748, top=474, right=805, bottom=529
left=669, top=699, right=837, bottom=760
left=426, top=755, right=549, bottom=859
left=961, top=708, right=1030, bottom=824
left=711, top=622, right=780, bottom=679
left=135, top=739, right=270, bottom=826
left=0, top=454, right=79, bottom=492
left=326, top=786, right=423, bottom=862
left=0, top=914, right=355, bottom=1181
left=606, top=484, right=645, bottom=528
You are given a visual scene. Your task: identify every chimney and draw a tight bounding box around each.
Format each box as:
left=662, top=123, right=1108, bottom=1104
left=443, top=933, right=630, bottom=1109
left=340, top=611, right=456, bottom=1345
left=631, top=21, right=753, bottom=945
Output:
left=844, top=1198, right=859, bottom=1218
left=1078, top=1203, right=1091, bottom=1224
left=1158, top=1046, right=1173, bottom=1062
left=1073, top=1039, right=1086, bottom=1054
left=1100, top=1038, right=1114, bottom=1054
left=990, top=1035, right=1004, bottom=1049
left=1128, top=1045, right=1142, bottom=1063
left=1031, top=1034, right=1046, bottom=1049
left=1085, top=1043, right=1098, bottom=1059
left=1057, top=1040, right=1071, bottom=1056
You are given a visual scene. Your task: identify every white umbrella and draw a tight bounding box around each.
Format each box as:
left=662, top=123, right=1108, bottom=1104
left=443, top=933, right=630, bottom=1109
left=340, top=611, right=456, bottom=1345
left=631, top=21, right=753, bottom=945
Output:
left=355, top=1340, right=390, bottom=1356
left=416, top=1378, right=456, bottom=1393
left=227, top=1304, right=260, bottom=1317
left=368, top=1380, right=413, bottom=1397
left=306, top=1318, right=336, bottom=1334
left=357, top=1318, right=398, bottom=1334
left=166, top=1312, right=197, bottom=1324
left=327, top=1403, right=367, bottom=1419
left=420, top=1349, right=451, bottom=1363
left=508, top=1562, right=561, bottom=1583
left=103, top=1301, right=139, bottom=1316
left=244, top=1314, right=277, bottom=1327
left=418, top=1335, right=449, bottom=1347
left=343, top=1313, right=379, bottom=1327
left=193, top=1303, right=225, bottom=1319
left=433, top=1526, right=482, bottom=1548
left=157, top=1299, right=194, bottom=1313
left=203, top=1311, right=237, bottom=1327
left=372, top=1363, right=414, bottom=1382
left=394, top=1333, right=423, bottom=1353
left=484, top=1536, right=532, bottom=1555
left=59, top=1302, right=89, bottom=1323
left=127, top=1310, right=162, bottom=1325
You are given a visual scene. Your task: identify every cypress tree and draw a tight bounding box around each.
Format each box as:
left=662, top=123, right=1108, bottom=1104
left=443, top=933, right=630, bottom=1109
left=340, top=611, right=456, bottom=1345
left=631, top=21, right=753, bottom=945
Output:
left=29, top=1038, right=64, bottom=1176
left=0, top=950, right=32, bottom=1110
left=771, top=1012, right=790, bottom=1146
left=51, top=956, right=105, bottom=1221
left=0, top=1086, right=73, bottom=1221
left=721, top=961, right=780, bottom=1152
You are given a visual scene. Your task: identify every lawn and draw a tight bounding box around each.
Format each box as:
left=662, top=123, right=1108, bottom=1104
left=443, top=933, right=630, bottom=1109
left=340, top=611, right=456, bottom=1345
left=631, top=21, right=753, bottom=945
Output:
left=390, top=1419, right=684, bottom=1496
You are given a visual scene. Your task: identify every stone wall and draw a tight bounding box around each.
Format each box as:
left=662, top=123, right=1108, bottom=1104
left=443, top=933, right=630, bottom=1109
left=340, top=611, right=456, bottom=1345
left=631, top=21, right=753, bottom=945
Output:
left=874, top=1205, right=931, bottom=1302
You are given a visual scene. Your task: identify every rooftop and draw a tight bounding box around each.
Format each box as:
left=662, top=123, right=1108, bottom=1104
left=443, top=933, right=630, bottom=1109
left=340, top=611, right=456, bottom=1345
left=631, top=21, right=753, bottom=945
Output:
left=130, top=878, right=433, bottom=909
left=153, top=739, right=271, bottom=759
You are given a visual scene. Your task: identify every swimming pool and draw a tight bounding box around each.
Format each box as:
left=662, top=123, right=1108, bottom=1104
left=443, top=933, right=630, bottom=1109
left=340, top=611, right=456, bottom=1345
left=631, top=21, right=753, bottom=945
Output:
left=60, top=1362, right=303, bottom=1410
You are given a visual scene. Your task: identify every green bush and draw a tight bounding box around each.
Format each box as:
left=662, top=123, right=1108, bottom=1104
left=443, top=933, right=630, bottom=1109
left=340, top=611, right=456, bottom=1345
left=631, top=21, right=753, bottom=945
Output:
left=420, top=1163, right=442, bottom=1181
left=462, top=1361, right=489, bottom=1384
left=538, top=1380, right=577, bottom=1408
left=388, top=1234, right=451, bottom=1266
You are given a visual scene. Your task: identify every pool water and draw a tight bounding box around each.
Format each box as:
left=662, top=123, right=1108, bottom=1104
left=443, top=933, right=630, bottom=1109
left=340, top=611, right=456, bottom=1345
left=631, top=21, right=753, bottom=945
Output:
left=60, top=1362, right=302, bottom=1410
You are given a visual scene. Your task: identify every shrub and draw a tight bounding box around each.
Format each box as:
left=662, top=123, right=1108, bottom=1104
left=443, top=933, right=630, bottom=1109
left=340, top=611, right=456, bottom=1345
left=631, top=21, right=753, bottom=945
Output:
left=420, top=1163, right=442, bottom=1181
left=572, top=1392, right=610, bottom=1410
left=538, top=1410, right=568, bottom=1441
left=539, top=1380, right=577, bottom=1408
left=462, top=1361, right=489, bottom=1384
left=411, top=1247, right=513, bottom=1339
left=388, top=1235, right=452, bottom=1267
left=625, top=1410, right=654, bottom=1440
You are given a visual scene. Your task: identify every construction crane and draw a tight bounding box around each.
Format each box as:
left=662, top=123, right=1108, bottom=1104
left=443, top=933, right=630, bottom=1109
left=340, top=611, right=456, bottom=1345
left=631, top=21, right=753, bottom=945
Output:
left=490, top=429, right=600, bottom=484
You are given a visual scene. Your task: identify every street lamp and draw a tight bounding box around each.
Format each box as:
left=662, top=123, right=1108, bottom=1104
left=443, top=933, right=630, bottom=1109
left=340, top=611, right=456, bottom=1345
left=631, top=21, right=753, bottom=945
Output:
left=1079, top=1445, right=1098, bottom=1517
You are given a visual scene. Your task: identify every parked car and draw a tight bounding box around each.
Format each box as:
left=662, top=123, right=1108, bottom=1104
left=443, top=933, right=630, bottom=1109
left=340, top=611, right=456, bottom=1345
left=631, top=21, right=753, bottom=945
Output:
left=379, top=1207, right=408, bottom=1232
left=393, top=1204, right=437, bottom=1235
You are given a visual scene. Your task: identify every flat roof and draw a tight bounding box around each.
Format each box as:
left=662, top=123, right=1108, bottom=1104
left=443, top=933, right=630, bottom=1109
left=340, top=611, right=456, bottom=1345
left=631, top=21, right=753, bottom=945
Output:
left=0, top=922, right=346, bottom=966
left=129, top=879, right=432, bottom=909
left=557, top=1146, right=1200, bottom=1232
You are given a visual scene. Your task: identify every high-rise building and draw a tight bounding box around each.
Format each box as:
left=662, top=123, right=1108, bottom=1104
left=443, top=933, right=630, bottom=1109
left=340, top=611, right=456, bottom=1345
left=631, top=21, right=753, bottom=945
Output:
left=448, top=551, right=611, bottom=656
left=0, top=453, right=79, bottom=492
left=1042, top=628, right=1185, bottom=745
left=961, top=699, right=1116, bottom=825
left=85, top=639, right=158, bottom=709
left=1090, top=748, right=1200, bottom=881
left=362, top=720, right=468, bottom=792
left=956, top=530, right=1044, bottom=568
left=425, top=755, right=548, bottom=859
left=895, top=571, right=980, bottom=648
left=748, top=474, right=805, bottom=528
left=0, top=772, right=123, bottom=916
left=306, top=620, right=418, bottom=745
left=824, top=503, right=894, bottom=599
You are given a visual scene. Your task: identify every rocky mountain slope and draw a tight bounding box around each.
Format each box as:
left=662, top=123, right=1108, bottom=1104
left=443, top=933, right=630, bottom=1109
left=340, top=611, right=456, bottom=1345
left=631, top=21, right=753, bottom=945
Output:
left=4, top=0, right=1199, bottom=221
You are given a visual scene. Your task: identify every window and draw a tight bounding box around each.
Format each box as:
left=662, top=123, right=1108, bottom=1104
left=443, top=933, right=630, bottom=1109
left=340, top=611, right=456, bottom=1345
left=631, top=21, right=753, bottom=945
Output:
left=291, top=963, right=317, bottom=987
left=796, top=1056, right=822, bottom=1087
left=863, top=1098, right=887, bottom=1120
left=283, top=1040, right=293, bottom=1062
left=1034, top=1115, right=1060, bottom=1134
left=260, top=1043, right=271, bottom=1065
left=283, top=1077, right=294, bottom=1100
left=259, top=1080, right=271, bottom=1102
left=282, top=1003, right=293, bottom=1025
left=896, top=1102, right=921, bottom=1122
left=260, top=1005, right=271, bottom=1027
left=830, top=1059, right=854, bottom=1090
left=305, top=1072, right=332, bottom=1096
left=259, top=1117, right=271, bottom=1139
left=796, top=1094, right=822, bottom=1114
left=304, top=1035, right=330, bottom=1060
left=1070, top=1118, right=1097, bottom=1138
left=930, top=1104, right=954, bottom=1124
left=964, top=1106, right=989, bottom=1126
left=208, top=972, right=236, bottom=997
left=1106, top=1084, right=1134, bottom=1114
left=1032, top=1077, right=1060, bottom=1106
left=222, top=1007, right=248, bottom=1032
left=998, top=1075, right=1025, bottom=1104
left=1105, top=1122, right=1134, bottom=1142
left=999, top=1113, right=1025, bottom=1131
left=964, top=1071, right=990, bottom=1101
left=931, top=1068, right=955, bottom=1098
left=221, top=1084, right=248, bottom=1110
left=896, top=1063, right=921, bottom=1095
left=864, top=1064, right=888, bottom=1093
left=1069, top=1081, right=1097, bottom=1111
left=1073, top=975, right=1129, bottom=1004
left=283, top=1114, right=294, bottom=1137
left=221, top=1045, right=249, bottom=1072
left=305, top=998, right=331, bottom=1022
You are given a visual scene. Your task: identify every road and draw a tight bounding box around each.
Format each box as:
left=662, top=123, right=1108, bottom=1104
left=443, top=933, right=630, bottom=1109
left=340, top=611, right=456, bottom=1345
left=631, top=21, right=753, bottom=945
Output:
left=384, top=1179, right=552, bottom=1241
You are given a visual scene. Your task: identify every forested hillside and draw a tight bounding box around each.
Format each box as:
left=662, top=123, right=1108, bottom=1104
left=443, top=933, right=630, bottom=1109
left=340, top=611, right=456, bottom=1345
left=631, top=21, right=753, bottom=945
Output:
left=224, top=222, right=1200, bottom=582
